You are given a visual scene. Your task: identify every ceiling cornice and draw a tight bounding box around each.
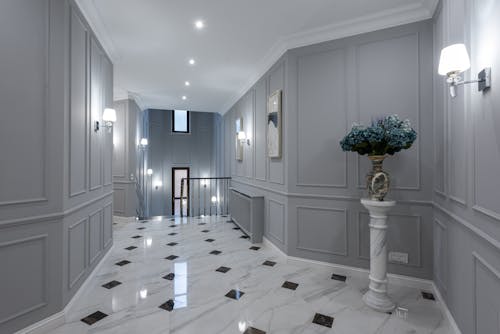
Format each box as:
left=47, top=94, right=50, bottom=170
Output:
left=74, top=0, right=438, bottom=115
left=74, top=0, right=118, bottom=62
left=219, top=0, right=438, bottom=115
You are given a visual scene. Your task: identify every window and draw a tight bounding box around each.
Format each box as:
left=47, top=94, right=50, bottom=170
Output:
left=172, top=110, right=189, bottom=133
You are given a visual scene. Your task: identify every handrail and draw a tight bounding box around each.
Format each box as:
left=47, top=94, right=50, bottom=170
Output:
left=180, top=177, right=231, bottom=217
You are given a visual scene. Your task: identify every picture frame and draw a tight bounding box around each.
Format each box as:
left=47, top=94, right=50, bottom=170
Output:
left=267, top=90, right=282, bottom=158
left=235, top=117, right=243, bottom=161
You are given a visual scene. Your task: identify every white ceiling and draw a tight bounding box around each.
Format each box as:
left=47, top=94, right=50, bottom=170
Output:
left=75, top=0, right=438, bottom=113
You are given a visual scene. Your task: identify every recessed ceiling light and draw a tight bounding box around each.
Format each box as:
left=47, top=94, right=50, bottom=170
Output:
left=194, top=20, right=204, bottom=29
left=182, top=96, right=187, bottom=100
left=189, top=59, right=195, bottom=65
left=185, top=81, right=190, bottom=86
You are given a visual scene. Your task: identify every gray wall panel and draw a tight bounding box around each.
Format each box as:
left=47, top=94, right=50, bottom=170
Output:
left=0, top=1, right=114, bottom=332
left=147, top=110, right=220, bottom=216
left=69, top=9, right=88, bottom=197
left=68, top=218, right=87, bottom=289
left=432, top=0, right=500, bottom=333
left=224, top=20, right=434, bottom=279
left=296, top=48, right=348, bottom=188
left=88, top=209, right=102, bottom=266
left=0, top=0, right=48, bottom=205
left=0, top=235, right=48, bottom=325
left=297, top=206, right=347, bottom=256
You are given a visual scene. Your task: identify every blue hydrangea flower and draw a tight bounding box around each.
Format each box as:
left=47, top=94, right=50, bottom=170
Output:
left=339, top=115, right=417, bottom=156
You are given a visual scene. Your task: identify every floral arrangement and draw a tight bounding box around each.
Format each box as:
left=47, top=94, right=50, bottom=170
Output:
left=340, top=115, right=417, bottom=156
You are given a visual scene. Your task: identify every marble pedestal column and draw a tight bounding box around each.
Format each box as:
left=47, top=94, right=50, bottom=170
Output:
left=361, top=198, right=396, bottom=312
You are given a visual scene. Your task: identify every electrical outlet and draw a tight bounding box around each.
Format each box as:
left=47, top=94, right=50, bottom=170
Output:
left=389, top=252, right=409, bottom=264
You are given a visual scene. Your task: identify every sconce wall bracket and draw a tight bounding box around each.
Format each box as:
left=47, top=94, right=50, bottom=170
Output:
left=446, top=67, right=491, bottom=97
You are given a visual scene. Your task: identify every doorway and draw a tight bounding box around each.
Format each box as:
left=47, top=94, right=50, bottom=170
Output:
left=172, top=167, right=189, bottom=216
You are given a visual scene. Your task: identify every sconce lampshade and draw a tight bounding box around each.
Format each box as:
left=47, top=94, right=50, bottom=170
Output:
left=103, top=108, right=117, bottom=122
left=147, top=169, right=153, bottom=175
left=438, top=43, right=471, bottom=76
left=237, top=131, right=246, bottom=141
left=140, top=138, right=148, bottom=146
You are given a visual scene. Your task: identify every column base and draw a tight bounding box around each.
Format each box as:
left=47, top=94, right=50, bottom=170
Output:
left=362, top=289, right=395, bottom=313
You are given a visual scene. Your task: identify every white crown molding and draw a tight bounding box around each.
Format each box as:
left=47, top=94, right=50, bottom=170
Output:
left=219, top=0, right=437, bottom=115
left=73, top=0, right=118, bottom=62
left=75, top=0, right=438, bottom=114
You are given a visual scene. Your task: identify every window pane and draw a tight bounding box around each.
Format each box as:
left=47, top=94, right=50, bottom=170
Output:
left=174, top=110, right=188, bottom=132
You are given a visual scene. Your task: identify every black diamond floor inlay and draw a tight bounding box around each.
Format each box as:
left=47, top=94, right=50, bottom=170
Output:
left=159, top=299, right=175, bottom=311
left=233, top=227, right=241, bottom=230
left=210, top=250, right=222, bottom=255
left=137, top=227, right=146, bottom=230
left=201, top=230, right=210, bottom=233
left=282, top=281, right=299, bottom=290
left=249, top=246, right=260, bottom=251
left=205, top=238, right=215, bottom=242
left=169, top=225, right=176, bottom=228
left=102, top=280, right=122, bottom=289
left=312, top=313, right=334, bottom=328
left=331, top=273, right=347, bottom=282
left=115, top=260, right=131, bottom=266
left=167, top=242, right=178, bottom=246
left=262, top=260, right=276, bottom=267
left=240, top=235, right=250, bottom=239
left=225, top=289, right=245, bottom=300
left=198, top=223, right=206, bottom=225
left=168, top=232, right=177, bottom=236
left=216, top=266, right=231, bottom=273
left=165, top=255, right=179, bottom=260
left=162, top=273, right=175, bottom=280
left=169, top=218, right=175, bottom=221
left=81, top=311, right=108, bottom=325
left=422, top=291, right=435, bottom=300
left=124, top=246, right=137, bottom=251
left=226, top=220, right=233, bottom=223
left=131, top=235, right=142, bottom=239
left=243, top=327, right=266, bottom=334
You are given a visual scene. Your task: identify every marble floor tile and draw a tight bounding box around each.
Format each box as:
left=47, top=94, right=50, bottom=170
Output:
left=48, top=215, right=455, bottom=334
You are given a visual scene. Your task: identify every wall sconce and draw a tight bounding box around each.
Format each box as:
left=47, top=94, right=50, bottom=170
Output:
left=438, top=43, right=491, bottom=97
left=211, top=196, right=218, bottom=203
left=154, top=180, right=163, bottom=190
left=147, top=168, right=153, bottom=176
left=238, top=131, right=250, bottom=145
left=139, top=137, right=148, bottom=150
left=95, top=108, right=116, bottom=132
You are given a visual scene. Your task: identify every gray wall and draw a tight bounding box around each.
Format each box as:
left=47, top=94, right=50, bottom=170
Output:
left=112, top=98, right=144, bottom=217
left=0, top=0, right=114, bottom=332
left=432, top=1, right=500, bottom=333
left=223, top=20, right=435, bottom=279
left=148, top=110, right=220, bottom=216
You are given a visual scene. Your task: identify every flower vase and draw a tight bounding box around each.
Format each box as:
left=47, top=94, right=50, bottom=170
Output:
left=366, top=155, right=390, bottom=201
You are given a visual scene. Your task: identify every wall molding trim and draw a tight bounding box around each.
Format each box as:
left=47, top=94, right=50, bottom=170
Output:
left=434, top=203, right=500, bottom=252
left=231, top=178, right=433, bottom=206
left=14, top=243, right=115, bottom=334
left=432, top=282, right=463, bottom=334
left=0, top=192, right=113, bottom=229
left=220, top=1, right=437, bottom=115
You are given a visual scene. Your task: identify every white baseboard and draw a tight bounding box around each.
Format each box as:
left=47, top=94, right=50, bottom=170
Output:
left=14, top=243, right=115, bottom=334
left=13, top=311, right=65, bottom=334
left=432, top=282, right=462, bottom=334
left=263, top=236, right=460, bottom=333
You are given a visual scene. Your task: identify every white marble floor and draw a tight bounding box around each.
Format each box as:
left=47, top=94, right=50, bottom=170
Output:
left=49, top=215, right=454, bottom=334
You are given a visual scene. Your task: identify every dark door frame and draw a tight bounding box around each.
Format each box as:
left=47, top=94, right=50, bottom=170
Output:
left=172, top=167, right=190, bottom=216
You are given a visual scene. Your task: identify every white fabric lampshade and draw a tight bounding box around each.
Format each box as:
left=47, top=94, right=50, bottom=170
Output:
left=438, top=43, right=471, bottom=76
left=103, top=108, right=117, bottom=122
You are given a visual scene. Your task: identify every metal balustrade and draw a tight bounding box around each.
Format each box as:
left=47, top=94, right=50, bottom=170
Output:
left=180, top=177, right=231, bottom=217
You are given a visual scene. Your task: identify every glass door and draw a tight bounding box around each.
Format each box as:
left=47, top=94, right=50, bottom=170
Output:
left=172, top=167, right=189, bottom=216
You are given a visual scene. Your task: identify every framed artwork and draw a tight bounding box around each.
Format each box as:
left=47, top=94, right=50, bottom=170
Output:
left=235, top=117, right=243, bottom=161
left=267, top=90, right=282, bottom=158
